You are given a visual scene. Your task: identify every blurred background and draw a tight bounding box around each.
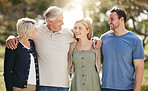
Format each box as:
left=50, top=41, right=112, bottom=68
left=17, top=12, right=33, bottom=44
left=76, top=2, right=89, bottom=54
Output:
left=0, top=0, right=148, bottom=90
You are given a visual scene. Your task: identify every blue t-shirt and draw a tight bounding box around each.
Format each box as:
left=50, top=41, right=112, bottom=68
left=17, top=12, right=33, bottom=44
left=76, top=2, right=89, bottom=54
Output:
left=101, top=30, right=145, bottom=90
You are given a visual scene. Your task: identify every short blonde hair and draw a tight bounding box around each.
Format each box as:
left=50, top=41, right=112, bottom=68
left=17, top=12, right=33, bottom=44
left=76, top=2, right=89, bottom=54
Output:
left=43, top=6, right=62, bottom=22
left=17, top=18, right=37, bottom=38
left=74, top=18, right=93, bottom=40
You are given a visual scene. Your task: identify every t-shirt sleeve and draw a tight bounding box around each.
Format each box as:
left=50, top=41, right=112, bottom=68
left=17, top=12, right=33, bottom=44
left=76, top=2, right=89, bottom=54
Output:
left=133, top=38, right=145, bottom=59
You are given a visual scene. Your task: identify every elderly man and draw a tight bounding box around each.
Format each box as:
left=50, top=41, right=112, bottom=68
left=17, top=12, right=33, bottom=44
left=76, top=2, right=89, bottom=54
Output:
left=6, top=6, right=101, bottom=91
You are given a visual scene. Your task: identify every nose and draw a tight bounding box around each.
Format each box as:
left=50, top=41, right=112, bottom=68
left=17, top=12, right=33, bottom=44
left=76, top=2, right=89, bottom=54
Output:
left=108, top=19, right=111, bottom=24
left=75, top=28, right=79, bottom=33
left=74, top=28, right=78, bottom=33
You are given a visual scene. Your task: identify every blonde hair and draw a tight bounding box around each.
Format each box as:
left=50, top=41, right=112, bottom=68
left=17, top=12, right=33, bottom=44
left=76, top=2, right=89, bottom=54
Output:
left=43, top=6, right=62, bottom=22
left=74, top=18, right=93, bottom=40
left=17, top=18, right=37, bottom=38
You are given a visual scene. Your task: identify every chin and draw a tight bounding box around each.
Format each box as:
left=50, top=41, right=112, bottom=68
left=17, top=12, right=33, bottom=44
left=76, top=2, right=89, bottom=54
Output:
left=75, top=36, right=80, bottom=39
left=59, top=27, right=62, bottom=30
left=110, top=27, right=115, bottom=30
left=110, top=29, right=114, bottom=31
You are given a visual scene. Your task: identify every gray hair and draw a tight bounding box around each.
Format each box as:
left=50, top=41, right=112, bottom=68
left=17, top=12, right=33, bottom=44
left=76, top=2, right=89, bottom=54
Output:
left=17, top=18, right=37, bottom=38
left=43, top=6, right=62, bottom=22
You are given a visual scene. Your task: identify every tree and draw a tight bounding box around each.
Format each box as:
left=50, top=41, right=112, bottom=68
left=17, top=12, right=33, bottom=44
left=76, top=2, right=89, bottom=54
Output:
left=0, top=0, right=54, bottom=44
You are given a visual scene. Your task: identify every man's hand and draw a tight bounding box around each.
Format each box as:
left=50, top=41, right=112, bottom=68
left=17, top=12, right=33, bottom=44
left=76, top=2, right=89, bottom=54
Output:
left=6, top=35, right=18, bottom=50
left=92, top=37, right=102, bottom=49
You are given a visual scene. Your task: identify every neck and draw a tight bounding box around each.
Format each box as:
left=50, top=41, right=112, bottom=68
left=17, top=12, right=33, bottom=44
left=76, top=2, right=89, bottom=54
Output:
left=18, top=37, right=30, bottom=48
left=114, top=25, right=128, bottom=36
left=78, top=37, right=91, bottom=46
left=77, top=37, right=92, bottom=51
left=18, top=37, right=29, bottom=42
left=47, top=24, right=57, bottom=33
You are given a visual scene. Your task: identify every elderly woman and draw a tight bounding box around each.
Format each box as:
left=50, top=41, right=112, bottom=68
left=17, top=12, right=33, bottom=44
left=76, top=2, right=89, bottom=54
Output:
left=4, top=18, right=39, bottom=91
left=68, top=18, right=101, bottom=91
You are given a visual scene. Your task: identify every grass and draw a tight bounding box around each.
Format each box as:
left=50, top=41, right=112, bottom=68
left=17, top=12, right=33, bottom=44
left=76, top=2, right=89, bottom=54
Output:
left=0, top=45, right=148, bottom=90
left=0, top=45, right=5, bottom=72
left=0, top=45, right=5, bottom=91
left=141, top=61, right=148, bottom=90
left=0, top=75, right=5, bottom=91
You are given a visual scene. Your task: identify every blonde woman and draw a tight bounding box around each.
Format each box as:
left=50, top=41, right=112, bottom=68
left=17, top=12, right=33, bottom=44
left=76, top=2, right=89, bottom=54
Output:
left=4, top=18, right=39, bottom=91
left=68, top=18, right=101, bottom=91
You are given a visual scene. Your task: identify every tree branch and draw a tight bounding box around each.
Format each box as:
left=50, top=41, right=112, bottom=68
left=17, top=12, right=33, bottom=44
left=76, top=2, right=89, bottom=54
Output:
left=131, top=17, right=148, bottom=36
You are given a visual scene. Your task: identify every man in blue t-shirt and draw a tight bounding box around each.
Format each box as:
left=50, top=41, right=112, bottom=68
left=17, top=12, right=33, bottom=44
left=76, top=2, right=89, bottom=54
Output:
left=101, top=8, right=145, bottom=91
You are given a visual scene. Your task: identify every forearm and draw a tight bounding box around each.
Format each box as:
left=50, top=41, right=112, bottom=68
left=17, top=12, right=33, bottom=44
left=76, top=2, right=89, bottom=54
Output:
left=134, top=64, right=144, bottom=91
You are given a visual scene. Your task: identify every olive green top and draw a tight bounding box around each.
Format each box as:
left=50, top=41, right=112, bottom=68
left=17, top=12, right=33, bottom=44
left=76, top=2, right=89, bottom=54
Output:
left=70, top=45, right=101, bottom=91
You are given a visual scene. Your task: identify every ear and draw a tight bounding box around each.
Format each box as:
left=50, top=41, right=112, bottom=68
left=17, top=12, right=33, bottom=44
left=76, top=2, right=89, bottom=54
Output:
left=47, top=19, right=52, bottom=24
left=121, top=17, right=124, bottom=22
left=87, top=28, right=90, bottom=33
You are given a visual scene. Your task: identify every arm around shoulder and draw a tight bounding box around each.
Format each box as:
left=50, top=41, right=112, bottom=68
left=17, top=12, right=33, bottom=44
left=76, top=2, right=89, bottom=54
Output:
left=68, top=41, right=76, bottom=73
left=95, top=49, right=102, bottom=74
left=6, top=35, right=18, bottom=50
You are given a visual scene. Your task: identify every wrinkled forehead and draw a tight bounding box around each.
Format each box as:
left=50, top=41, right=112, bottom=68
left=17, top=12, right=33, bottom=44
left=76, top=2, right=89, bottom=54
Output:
left=55, top=13, right=63, bottom=20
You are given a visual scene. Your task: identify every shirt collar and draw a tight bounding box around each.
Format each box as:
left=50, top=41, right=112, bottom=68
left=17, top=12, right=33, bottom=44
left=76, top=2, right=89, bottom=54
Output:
left=45, top=24, right=62, bottom=34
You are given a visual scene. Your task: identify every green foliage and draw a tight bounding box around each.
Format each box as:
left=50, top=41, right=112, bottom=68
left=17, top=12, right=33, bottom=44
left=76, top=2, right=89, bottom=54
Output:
left=0, top=75, right=6, bottom=91
left=0, top=0, right=7, bottom=13
left=141, top=85, right=148, bottom=91
left=0, top=45, right=5, bottom=72
left=86, top=0, right=148, bottom=49
left=0, top=30, right=10, bottom=45
left=27, top=0, right=53, bottom=18
left=10, top=0, right=25, bottom=5
left=0, top=0, right=54, bottom=45
left=93, top=21, right=109, bottom=37
left=141, top=61, right=148, bottom=90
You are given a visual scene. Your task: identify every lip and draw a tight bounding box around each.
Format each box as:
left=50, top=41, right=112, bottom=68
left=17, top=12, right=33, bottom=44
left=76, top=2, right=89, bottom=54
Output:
left=110, top=24, right=114, bottom=27
left=75, top=33, right=81, bottom=35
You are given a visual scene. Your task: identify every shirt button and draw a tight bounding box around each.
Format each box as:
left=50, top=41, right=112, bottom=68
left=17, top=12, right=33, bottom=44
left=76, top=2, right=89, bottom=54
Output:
left=82, top=65, right=84, bottom=67
left=82, top=57, right=84, bottom=59
left=82, top=50, right=84, bottom=52
left=82, top=74, right=84, bottom=77
left=83, top=83, right=85, bottom=85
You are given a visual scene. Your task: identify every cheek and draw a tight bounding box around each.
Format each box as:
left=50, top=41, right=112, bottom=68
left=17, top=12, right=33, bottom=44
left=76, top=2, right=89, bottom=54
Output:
left=73, top=29, right=76, bottom=33
left=114, top=20, right=120, bottom=25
